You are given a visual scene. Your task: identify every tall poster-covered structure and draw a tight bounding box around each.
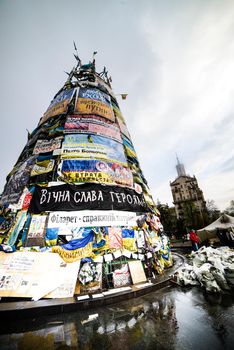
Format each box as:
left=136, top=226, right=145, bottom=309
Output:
left=0, top=52, right=172, bottom=298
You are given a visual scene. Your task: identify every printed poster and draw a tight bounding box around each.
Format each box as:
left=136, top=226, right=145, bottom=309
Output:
left=25, top=215, right=47, bottom=247
left=40, top=88, right=75, bottom=125
left=75, top=87, right=114, bottom=121
left=64, top=117, right=121, bottom=141
left=33, top=137, right=63, bottom=154
left=75, top=98, right=115, bottom=121
left=27, top=215, right=47, bottom=238
left=62, top=134, right=127, bottom=164
left=78, top=87, right=112, bottom=106
left=60, top=159, right=132, bottom=186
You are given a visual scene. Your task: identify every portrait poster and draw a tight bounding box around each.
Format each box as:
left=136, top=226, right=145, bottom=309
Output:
left=62, top=134, right=126, bottom=164
left=59, top=159, right=133, bottom=187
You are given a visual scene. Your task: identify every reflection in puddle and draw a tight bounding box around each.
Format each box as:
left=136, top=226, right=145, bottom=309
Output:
left=0, top=286, right=233, bottom=349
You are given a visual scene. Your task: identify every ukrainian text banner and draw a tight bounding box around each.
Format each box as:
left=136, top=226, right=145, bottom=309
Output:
left=48, top=210, right=137, bottom=229
left=62, top=134, right=126, bottom=164
left=75, top=98, right=115, bottom=121
left=29, top=183, right=150, bottom=214
left=33, top=137, right=63, bottom=154
left=60, top=159, right=133, bottom=187
left=40, top=88, right=75, bottom=125
left=67, top=114, right=113, bottom=124
left=64, top=117, right=121, bottom=142
left=78, top=87, right=112, bottom=106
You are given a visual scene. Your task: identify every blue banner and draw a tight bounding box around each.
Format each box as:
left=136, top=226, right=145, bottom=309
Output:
left=78, top=87, right=111, bottom=106
left=62, top=134, right=126, bottom=164
left=61, top=230, right=94, bottom=250
left=48, top=88, right=74, bottom=109
left=60, top=159, right=133, bottom=186
left=122, top=229, right=135, bottom=239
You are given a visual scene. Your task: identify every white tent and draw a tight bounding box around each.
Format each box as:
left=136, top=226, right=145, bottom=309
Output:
left=197, top=214, right=234, bottom=242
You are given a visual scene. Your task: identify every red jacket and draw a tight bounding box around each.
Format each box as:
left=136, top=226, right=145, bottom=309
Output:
left=190, top=231, right=199, bottom=243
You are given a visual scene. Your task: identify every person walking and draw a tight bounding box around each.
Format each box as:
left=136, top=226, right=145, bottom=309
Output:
left=189, top=229, right=200, bottom=251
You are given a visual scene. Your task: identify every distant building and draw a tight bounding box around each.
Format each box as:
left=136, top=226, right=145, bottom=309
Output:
left=170, top=157, right=207, bottom=226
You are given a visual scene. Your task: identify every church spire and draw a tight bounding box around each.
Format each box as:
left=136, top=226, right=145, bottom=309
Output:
left=176, top=154, right=186, bottom=177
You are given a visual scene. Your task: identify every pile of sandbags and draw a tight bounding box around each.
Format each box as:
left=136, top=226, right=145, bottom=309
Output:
left=173, top=246, right=234, bottom=293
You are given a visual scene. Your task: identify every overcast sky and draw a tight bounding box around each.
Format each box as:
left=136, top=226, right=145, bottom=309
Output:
left=0, top=0, right=234, bottom=211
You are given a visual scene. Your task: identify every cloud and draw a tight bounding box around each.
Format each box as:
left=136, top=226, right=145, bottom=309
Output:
left=0, top=0, right=233, bottom=211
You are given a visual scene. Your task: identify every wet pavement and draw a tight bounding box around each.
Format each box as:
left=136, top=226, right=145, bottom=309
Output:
left=0, top=285, right=233, bottom=350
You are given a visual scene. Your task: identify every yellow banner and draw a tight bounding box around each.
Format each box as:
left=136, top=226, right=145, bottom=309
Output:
left=40, top=100, right=70, bottom=124
left=75, top=98, right=115, bottom=121
left=52, top=242, right=93, bottom=263
left=31, top=159, right=55, bottom=176
left=62, top=171, right=116, bottom=185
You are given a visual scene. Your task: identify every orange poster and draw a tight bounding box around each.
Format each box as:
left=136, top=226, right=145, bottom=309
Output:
left=75, top=98, right=115, bottom=121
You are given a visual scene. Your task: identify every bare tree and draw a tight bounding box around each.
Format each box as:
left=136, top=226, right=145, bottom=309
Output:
left=224, top=200, right=234, bottom=217
left=206, top=199, right=220, bottom=222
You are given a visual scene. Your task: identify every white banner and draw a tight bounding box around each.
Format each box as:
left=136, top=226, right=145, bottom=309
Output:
left=48, top=210, right=137, bottom=229
left=33, top=137, right=63, bottom=154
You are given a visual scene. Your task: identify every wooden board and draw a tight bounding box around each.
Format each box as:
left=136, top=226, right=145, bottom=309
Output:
left=0, top=251, right=79, bottom=300
left=128, top=260, right=147, bottom=284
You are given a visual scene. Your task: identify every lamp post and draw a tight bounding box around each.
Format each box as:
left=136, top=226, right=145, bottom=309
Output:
left=115, top=93, right=128, bottom=100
